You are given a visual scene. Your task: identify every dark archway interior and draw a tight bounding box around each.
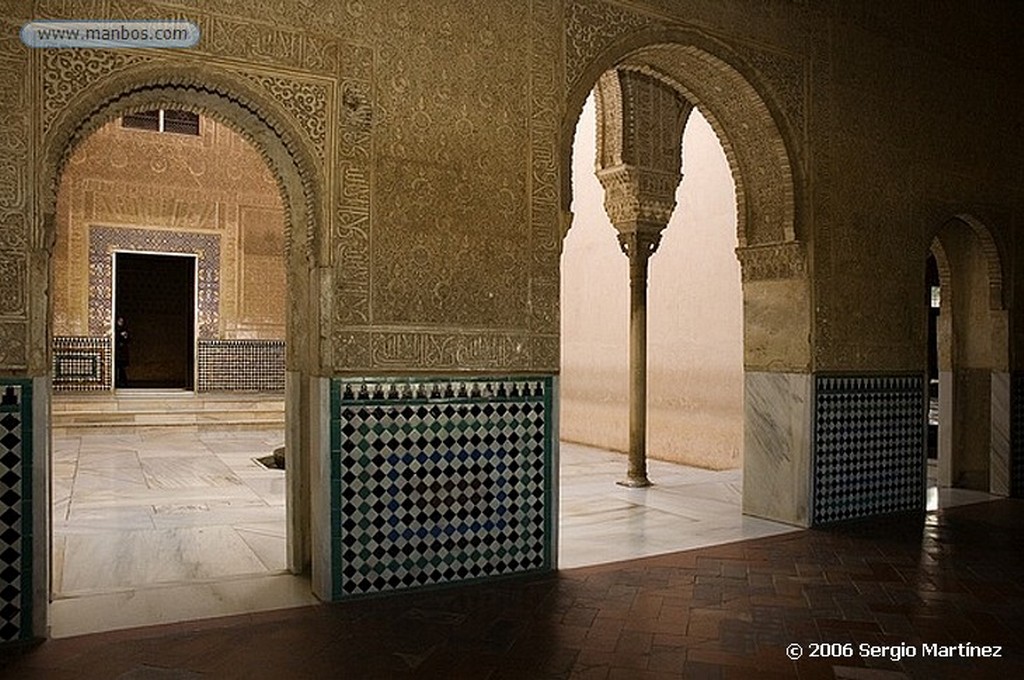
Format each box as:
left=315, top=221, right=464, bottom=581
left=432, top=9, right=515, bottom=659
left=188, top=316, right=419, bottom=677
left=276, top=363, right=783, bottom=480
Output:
left=115, top=252, right=195, bottom=389
left=926, top=254, right=940, bottom=460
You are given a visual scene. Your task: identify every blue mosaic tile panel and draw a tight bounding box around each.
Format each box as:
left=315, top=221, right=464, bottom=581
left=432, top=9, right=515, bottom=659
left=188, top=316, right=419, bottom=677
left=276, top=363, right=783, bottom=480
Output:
left=331, top=377, right=553, bottom=598
left=52, top=336, right=110, bottom=391
left=0, top=382, right=32, bottom=643
left=88, top=226, right=220, bottom=338
left=1011, top=372, right=1024, bottom=498
left=197, top=339, right=285, bottom=392
left=813, top=375, right=925, bottom=525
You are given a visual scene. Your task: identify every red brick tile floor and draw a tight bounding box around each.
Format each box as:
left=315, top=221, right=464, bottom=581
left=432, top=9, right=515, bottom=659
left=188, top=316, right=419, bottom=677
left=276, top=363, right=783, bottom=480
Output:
left=2, top=499, right=1023, bottom=679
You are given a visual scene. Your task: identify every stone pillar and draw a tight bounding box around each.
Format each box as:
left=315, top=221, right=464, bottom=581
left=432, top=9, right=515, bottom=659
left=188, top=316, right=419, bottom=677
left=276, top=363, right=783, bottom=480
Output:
left=594, top=164, right=678, bottom=486
left=618, top=228, right=661, bottom=486
left=593, top=68, right=691, bottom=487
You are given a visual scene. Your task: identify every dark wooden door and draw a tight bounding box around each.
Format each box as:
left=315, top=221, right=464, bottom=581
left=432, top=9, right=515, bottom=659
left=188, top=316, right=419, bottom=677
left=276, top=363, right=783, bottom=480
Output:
left=114, top=252, right=195, bottom=389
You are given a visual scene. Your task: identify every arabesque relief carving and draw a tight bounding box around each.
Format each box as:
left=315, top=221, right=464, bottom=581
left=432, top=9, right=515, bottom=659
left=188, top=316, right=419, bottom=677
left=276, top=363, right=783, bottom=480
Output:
left=0, top=321, right=27, bottom=369
left=0, top=254, right=25, bottom=317
left=564, top=0, right=805, bottom=253
left=528, top=0, right=564, bottom=338
left=16, top=0, right=570, bottom=374
left=368, top=0, right=533, bottom=332
left=0, top=14, right=30, bottom=366
left=735, top=242, right=807, bottom=281
left=594, top=68, right=689, bottom=235
left=566, top=0, right=652, bottom=94
left=241, top=73, right=329, bottom=163
left=333, top=42, right=374, bottom=330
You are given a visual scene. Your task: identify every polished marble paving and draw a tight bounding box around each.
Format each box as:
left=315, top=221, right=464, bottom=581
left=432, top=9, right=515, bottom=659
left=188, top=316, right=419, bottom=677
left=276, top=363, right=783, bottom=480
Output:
left=53, top=428, right=288, bottom=599
left=49, top=428, right=999, bottom=638
left=558, top=442, right=800, bottom=568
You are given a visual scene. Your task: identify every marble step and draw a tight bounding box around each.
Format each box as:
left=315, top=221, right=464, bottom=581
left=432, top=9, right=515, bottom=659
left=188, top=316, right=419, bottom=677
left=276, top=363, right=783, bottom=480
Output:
left=52, top=392, right=284, bottom=429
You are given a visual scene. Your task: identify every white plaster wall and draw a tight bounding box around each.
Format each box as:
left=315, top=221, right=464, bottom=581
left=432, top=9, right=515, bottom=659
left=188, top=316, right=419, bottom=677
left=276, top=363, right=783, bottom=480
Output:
left=561, top=95, right=743, bottom=470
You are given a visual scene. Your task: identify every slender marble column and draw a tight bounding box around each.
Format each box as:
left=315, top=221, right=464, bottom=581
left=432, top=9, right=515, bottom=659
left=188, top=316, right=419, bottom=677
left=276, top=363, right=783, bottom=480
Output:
left=617, top=230, right=660, bottom=488
left=592, top=68, right=690, bottom=487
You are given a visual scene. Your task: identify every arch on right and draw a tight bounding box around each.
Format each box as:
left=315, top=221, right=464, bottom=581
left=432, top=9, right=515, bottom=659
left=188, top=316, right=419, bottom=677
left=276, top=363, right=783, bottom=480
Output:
left=928, top=214, right=1010, bottom=495
left=561, top=28, right=813, bottom=526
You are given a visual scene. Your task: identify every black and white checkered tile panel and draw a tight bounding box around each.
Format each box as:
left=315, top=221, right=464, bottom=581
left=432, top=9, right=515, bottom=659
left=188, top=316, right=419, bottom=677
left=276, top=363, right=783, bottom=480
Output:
left=197, top=339, right=285, bottom=391
left=332, top=378, right=552, bottom=598
left=813, top=375, right=926, bottom=524
left=0, top=383, right=31, bottom=643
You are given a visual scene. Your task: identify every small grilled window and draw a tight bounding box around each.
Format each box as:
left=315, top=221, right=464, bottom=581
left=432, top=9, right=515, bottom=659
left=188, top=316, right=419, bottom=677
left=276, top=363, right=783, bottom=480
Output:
left=122, top=109, right=199, bottom=136
left=122, top=109, right=160, bottom=131
left=162, top=109, right=200, bottom=135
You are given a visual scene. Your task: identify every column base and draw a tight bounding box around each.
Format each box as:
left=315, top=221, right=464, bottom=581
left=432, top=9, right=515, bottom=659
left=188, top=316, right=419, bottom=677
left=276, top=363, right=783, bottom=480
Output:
left=617, top=477, right=652, bottom=488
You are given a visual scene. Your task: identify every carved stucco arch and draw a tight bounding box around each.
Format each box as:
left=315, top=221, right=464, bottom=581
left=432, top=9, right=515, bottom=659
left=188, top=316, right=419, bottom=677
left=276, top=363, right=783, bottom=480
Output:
left=562, top=27, right=801, bottom=250
left=930, top=238, right=953, bottom=299
left=929, top=213, right=1009, bottom=375
left=928, top=214, right=1009, bottom=493
left=929, top=238, right=953, bottom=370
left=929, top=213, right=1006, bottom=312
left=39, top=62, right=324, bottom=267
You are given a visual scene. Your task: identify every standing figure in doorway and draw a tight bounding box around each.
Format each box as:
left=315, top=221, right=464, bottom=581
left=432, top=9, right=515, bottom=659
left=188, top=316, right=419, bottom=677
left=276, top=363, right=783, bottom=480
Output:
left=115, top=316, right=130, bottom=388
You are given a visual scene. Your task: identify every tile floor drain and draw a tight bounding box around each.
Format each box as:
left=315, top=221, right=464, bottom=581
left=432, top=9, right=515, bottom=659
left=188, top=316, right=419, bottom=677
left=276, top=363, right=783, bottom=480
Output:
left=254, top=446, right=285, bottom=470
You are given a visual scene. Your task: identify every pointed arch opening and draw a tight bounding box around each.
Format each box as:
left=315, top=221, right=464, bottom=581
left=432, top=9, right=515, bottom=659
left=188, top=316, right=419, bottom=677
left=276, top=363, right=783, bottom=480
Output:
left=34, top=66, right=327, bottom=635
left=928, top=214, right=1009, bottom=499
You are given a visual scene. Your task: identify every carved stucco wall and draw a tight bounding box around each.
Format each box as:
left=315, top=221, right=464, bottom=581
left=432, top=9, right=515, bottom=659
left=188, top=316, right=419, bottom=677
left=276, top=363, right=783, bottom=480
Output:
left=1, top=0, right=1022, bottom=378
left=330, top=0, right=563, bottom=372
left=1, top=0, right=565, bottom=378
left=563, top=0, right=1024, bottom=375
left=819, top=6, right=1021, bottom=373
left=53, top=116, right=286, bottom=340
left=0, top=6, right=32, bottom=371
left=563, top=0, right=811, bottom=373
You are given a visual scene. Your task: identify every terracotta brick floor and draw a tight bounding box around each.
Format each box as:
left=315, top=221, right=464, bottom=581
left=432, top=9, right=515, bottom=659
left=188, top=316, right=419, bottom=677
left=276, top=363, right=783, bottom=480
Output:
left=3, top=499, right=1023, bottom=679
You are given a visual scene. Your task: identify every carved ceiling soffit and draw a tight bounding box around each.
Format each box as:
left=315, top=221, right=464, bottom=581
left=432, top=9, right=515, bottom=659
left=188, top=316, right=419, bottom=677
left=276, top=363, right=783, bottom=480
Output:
left=735, top=242, right=807, bottom=282
left=595, top=68, right=692, bottom=174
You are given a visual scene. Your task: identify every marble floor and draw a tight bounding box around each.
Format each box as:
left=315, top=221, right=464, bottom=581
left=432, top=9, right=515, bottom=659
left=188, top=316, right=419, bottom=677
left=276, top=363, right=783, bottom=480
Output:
left=50, top=426, right=310, bottom=636
left=53, top=427, right=289, bottom=597
left=49, top=428, right=998, bottom=637
left=558, top=442, right=799, bottom=568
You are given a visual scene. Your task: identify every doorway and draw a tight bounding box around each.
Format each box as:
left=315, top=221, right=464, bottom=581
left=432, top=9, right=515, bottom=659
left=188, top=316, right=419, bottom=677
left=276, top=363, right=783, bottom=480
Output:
left=114, top=252, right=196, bottom=390
left=926, top=254, right=940, bottom=461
